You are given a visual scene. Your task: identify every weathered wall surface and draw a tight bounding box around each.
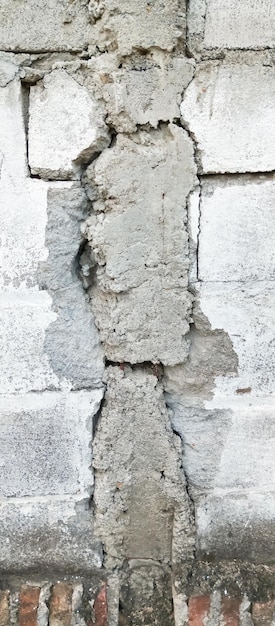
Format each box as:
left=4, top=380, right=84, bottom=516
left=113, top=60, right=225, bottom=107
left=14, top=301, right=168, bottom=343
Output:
left=1, top=1, right=275, bottom=624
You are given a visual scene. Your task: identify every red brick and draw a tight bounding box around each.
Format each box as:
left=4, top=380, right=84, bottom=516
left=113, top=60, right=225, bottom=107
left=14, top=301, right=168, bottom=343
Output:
left=221, top=595, right=241, bottom=626
left=19, top=586, right=40, bottom=626
left=92, top=583, right=108, bottom=626
left=252, top=601, right=275, bottom=626
left=49, top=583, right=73, bottom=626
left=188, top=595, right=211, bottom=626
left=0, top=591, right=9, bottom=626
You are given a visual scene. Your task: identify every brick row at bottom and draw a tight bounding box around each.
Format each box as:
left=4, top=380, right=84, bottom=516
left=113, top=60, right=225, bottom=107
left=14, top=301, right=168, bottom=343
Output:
left=1, top=582, right=275, bottom=626
left=0, top=581, right=108, bottom=626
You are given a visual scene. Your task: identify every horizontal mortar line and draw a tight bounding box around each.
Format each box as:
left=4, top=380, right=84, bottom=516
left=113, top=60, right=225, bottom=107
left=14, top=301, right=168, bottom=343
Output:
left=0, top=494, right=89, bottom=505
left=191, top=486, right=275, bottom=498
left=191, top=278, right=275, bottom=286
left=0, top=49, right=88, bottom=54
left=198, top=170, right=275, bottom=180
left=0, top=386, right=104, bottom=397
left=29, top=176, right=81, bottom=183
left=197, top=46, right=275, bottom=53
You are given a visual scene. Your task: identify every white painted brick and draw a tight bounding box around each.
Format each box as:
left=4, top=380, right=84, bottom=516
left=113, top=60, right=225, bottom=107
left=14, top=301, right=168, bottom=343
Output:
left=0, top=54, right=18, bottom=87
left=0, top=389, right=103, bottom=498
left=0, top=292, right=59, bottom=394
left=0, top=178, right=104, bottom=391
left=0, top=497, right=102, bottom=572
left=181, top=62, right=275, bottom=173
left=29, top=70, right=109, bottom=180
left=0, top=78, right=27, bottom=181
left=198, top=178, right=275, bottom=282
left=0, top=180, right=48, bottom=292
left=0, top=290, right=103, bottom=394
left=172, top=404, right=275, bottom=492
left=197, top=492, right=275, bottom=562
left=188, top=0, right=275, bottom=52
left=199, top=282, right=275, bottom=402
left=0, top=0, right=93, bottom=52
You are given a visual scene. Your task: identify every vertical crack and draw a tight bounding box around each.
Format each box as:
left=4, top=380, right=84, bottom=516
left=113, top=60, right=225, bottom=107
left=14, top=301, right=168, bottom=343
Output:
left=196, top=178, right=202, bottom=282
left=21, top=81, right=31, bottom=176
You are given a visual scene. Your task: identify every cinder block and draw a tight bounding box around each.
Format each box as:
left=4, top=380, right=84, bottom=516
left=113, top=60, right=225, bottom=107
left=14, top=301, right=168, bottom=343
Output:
left=0, top=1, right=94, bottom=52
left=0, top=78, right=27, bottom=181
left=188, top=0, right=275, bottom=54
left=0, top=292, right=59, bottom=394
left=0, top=497, right=102, bottom=573
left=0, top=180, right=48, bottom=292
left=0, top=390, right=103, bottom=498
left=198, top=282, right=275, bottom=399
left=101, top=0, right=186, bottom=55
left=29, top=70, right=109, bottom=180
left=171, top=403, right=275, bottom=493
left=181, top=62, right=275, bottom=173
left=0, top=179, right=104, bottom=391
left=0, top=0, right=185, bottom=55
left=198, top=178, right=275, bottom=282
left=196, top=492, right=275, bottom=563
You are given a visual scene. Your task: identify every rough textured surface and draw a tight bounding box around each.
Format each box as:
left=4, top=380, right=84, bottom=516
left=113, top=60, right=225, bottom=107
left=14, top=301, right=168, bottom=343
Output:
left=1, top=0, right=275, bottom=618
left=0, top=390, right=103, bottom=498
left=0, top=0, right=94, bottom=52
left=29, top=70, right=110, bottom=180
left=0, top=498, right=102, bottom=574
left=0, top=292, right=59, bottom=394
left=164, top=305, right=238, bottom=407
left=198, top=282, right=275, bottom=401
left=196, top=493, right=275, bottom=563
left=40, top=183, right=105, bottom=389
left=0, top=180, right=104, bottom=392
left=197, top=177, right=275, bottom=283
left=168, top=403, right=275, bottom=494
left=93, top=366, right=194, bottom=622
left=98, top=0, right=186, bottom=55
left=187, top=0, right=275, bottom=55
left=181, top=60, right=275, bottom=174
left=0, top=78, right=27, bottom=181
left=83, top=124, right=197, bottom=365
left=0, top=180, right=48, bottom=291
left=100, top=57, right=195, bottom=132
left=93, top=366, right=194, bottom=569
left=0, top=0, right=186, bottom=55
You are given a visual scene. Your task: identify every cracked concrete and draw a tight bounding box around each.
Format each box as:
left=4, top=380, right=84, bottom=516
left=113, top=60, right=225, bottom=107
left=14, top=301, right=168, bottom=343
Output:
left=1, top=1, right=275, bottom=622
left=81, top=123, right=197, bottom=365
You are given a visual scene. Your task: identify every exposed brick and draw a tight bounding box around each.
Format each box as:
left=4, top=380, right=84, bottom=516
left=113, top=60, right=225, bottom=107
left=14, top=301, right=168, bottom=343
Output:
left=49, top=583, right=73, bottom=626
left=0, top=591, right=9, bottom=626
left=252, top=601, right=275, bottom=626
left=19, top=586, right=40, bottom=626
left=221, top=595, right=241, bottom=626
left=92, top=583, right=108, bottom=626
left=188, top=595, right=211, bottom=626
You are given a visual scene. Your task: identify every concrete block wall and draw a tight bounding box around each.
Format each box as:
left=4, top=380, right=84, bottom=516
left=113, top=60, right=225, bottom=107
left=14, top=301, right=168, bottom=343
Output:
left=1, top=1, right=275, bottom=624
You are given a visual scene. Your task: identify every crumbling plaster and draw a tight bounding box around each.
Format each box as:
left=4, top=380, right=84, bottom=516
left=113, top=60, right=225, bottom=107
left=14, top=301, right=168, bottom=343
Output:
left=1, top=0, right=275, bottom=622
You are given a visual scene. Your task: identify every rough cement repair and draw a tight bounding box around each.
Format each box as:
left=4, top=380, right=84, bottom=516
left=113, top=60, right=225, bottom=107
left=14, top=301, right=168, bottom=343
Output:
left=1, top=1, right=275, bottom=624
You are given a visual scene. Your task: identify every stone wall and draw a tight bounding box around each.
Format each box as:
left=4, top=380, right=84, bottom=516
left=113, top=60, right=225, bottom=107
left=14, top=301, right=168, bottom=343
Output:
left=1, top=1, right=275, bottom=624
